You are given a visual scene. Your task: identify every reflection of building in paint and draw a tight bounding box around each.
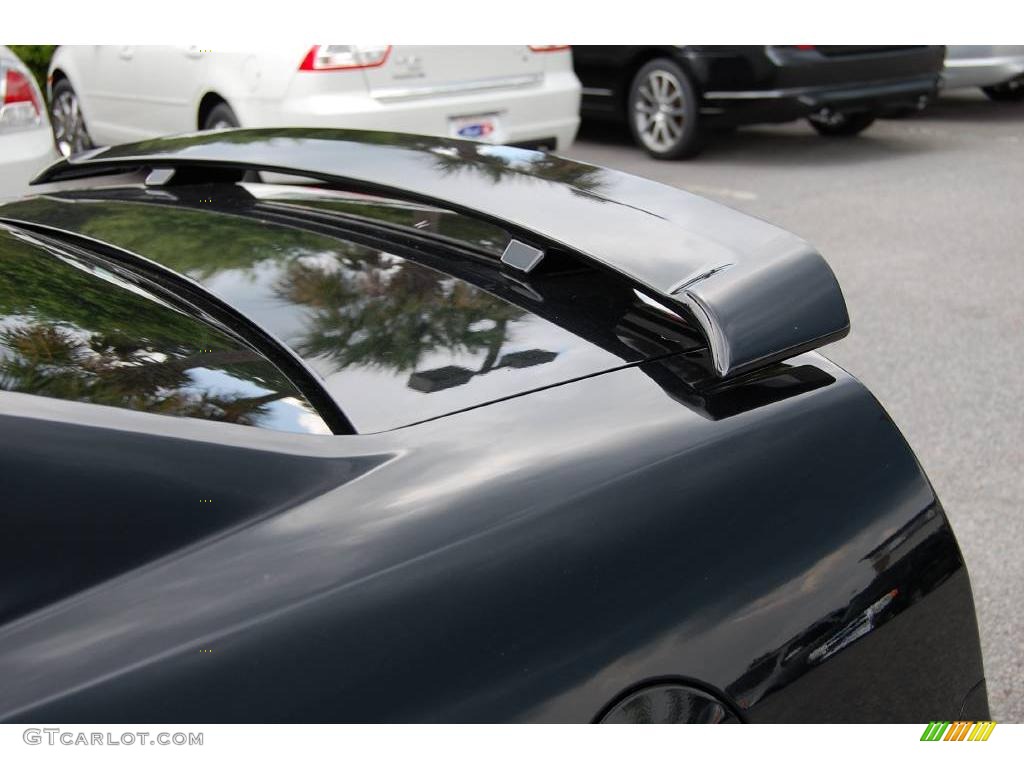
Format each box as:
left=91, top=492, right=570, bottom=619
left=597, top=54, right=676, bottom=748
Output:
left=408, top=349, right=558, bottom=393
left=862, top=506, right=938, bottom=574
left=499, top=349, right=559, bottom=368
left=807, top=588, right=898, bottom=664
left=407, top=365, right=475, bottom=393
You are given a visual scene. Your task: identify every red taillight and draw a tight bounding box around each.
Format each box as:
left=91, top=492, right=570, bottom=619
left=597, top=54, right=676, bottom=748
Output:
left=795, top=45, right=816, bottom=51
left=4, top=68, right=42, bottom=112
left=528, top=45, right=570, bottom=53
left=0, top=65, right=43, bottom=132
left=299, top=45, right=391, bottom=71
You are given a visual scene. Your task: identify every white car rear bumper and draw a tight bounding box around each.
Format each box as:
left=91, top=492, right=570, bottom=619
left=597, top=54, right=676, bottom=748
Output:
left=943, top=54, right=1024, bottom=90
left=0, top=127, right=59, bottom=201
left=238, top=71, right=581, bottom=151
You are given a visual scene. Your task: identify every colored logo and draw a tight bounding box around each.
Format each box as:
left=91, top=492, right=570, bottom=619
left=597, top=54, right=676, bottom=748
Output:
left=456, top=122, right=494, bottom=139
left=920, top=721, right=996, bottom=741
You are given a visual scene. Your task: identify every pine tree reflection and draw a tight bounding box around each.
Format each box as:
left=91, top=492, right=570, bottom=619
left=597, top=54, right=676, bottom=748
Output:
left=273, top=248, right=558, bottom=391
left=0, top=235, right=329, bottom=433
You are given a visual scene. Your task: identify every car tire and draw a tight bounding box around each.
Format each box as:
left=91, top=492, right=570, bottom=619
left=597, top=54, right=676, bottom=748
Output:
left=50, top=78, right=94, bottom=157
left=627, top=58, right=705, bottom=160
left=981, top=78, right=1024, bottom=102
left=807, top=110, right=877, bottom=137
left=202, top=102, right=241, bottom=130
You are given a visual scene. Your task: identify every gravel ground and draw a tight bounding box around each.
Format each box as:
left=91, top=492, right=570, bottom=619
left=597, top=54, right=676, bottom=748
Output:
left=566, top=90, right=1023, bottom=721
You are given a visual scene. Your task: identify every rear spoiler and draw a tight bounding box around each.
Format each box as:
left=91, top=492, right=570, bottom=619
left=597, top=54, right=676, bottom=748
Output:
left=33, top=128, right=849, bottom=378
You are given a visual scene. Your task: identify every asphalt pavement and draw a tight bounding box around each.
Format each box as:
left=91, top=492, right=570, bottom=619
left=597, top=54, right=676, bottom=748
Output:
left=566, top=90, right=1024, bottom=722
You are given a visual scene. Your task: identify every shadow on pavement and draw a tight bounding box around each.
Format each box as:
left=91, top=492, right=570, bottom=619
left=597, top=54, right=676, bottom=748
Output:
left=916, top=91, right=1024, bottom=124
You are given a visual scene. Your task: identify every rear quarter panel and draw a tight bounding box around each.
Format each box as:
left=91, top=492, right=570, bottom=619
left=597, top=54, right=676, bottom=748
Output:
left=0, top=352, right=984, bottom=722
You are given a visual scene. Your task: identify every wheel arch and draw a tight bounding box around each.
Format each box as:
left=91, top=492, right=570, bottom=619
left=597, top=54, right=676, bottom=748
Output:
left=593, top=675, right=747, bottom=724
left=46, top=44, right=71, bottom=96
left=617, top=47, right=701, bottom=117
left=47, top=67, right=69, bottom=103
left=46, top=48, right=98, bottom=139
left=197, top=91, right=231, bottom=130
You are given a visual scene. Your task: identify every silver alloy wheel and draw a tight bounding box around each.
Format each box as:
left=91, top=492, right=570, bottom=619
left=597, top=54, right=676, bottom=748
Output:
left=633, top=69, right=687, bottom=153
left=808, top=108, right=846, bottom=127
left=50, top=87, right=92, bottom=157
left=209, top=119, right=234, bottom=130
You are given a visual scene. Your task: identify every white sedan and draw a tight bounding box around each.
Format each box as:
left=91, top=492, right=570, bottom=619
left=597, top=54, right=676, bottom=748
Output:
left=942, top=45, right=1024, bottom=101
left=47, top=45, right=581, bottom=156
left=0, top=47, right=59, bottom=200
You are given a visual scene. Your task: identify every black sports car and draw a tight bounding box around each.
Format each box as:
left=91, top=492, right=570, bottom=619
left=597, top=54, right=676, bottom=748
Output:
left=0, top=129, right=987, bottom=723
left=572, top=45, right=945, bottom=158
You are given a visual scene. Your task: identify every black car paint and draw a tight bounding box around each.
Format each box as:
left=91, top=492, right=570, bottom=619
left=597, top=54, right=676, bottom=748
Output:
left=0, top=131, right=987, bottom=722
left=573, top=45, right=945, bottom=126
left=0, top=348, right=985, bottom=722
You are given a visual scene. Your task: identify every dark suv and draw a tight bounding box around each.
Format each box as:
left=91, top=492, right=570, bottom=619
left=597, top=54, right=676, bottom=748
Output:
left=573, top=45, right=945, bottom=158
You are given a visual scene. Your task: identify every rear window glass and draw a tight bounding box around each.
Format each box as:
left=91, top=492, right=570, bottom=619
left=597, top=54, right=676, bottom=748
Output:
left=0, top=227, right=331, bottom=435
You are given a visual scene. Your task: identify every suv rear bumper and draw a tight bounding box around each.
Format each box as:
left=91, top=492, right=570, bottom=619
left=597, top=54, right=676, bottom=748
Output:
left=702, top=74, right=939, bottom=124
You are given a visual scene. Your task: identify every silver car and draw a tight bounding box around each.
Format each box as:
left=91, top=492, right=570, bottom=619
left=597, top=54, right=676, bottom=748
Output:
left=0, top=47, right=59, bottom=200
left=943, top=45, right=1024, bottom=101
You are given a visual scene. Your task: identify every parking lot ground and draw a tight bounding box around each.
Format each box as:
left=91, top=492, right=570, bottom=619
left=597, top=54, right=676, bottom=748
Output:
left=567, top=90, right=1024, bottom=722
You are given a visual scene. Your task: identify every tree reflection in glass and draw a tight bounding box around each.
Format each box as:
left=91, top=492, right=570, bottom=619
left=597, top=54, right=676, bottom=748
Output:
left=1, top=195, right=598, bottom=431
left=275, top=247, right=529, bottom=375
left=0, top=231, right=330, bottom=434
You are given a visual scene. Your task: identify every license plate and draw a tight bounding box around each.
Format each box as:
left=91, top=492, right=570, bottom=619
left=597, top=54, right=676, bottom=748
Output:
left=448, top=114, right=500, bottom=141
